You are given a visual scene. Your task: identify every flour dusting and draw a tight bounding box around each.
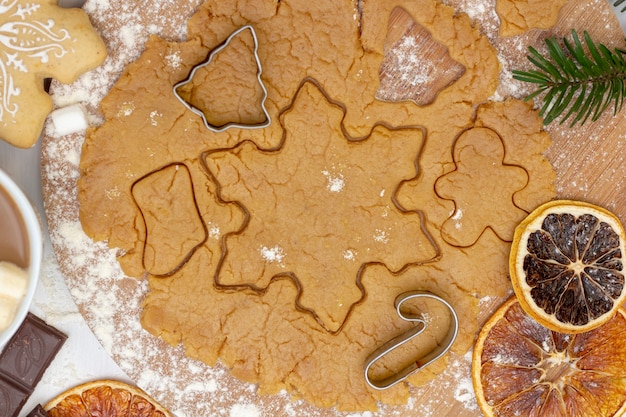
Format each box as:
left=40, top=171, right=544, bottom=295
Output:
left=322, top=169, right=345, bottom=193
left=260, top=245, right=286, bottom=265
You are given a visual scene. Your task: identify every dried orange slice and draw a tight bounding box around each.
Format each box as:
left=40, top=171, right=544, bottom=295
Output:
left=472, top=297, right=626, bottom=417
left=510, top=200, right=626, bottom=333
left=44, top=379, right=172, bottom=417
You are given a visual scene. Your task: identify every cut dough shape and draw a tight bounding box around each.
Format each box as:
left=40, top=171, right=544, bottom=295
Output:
left=203, top=78, right=438, bottom=333
left=174, top=25, right=269, bottom=130
left=377, top=6, right=466, bottom=105
left=435, top=127, right=529, bottom=247
left=132, top=163, right=208, bottom=277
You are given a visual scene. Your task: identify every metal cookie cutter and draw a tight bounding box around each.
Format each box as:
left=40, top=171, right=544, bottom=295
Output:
left=173, top=25, right=271, bottom=132
left=364, top=291, right=459, bottom=390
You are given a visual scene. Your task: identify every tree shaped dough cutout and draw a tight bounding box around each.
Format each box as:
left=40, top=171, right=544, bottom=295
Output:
left=174, top=25, right=269, bottom=130
left=377, top=6, right=466, bottom=105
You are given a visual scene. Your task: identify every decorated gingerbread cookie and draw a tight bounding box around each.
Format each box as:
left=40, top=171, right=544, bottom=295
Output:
left=0, top=0, right=106, bottom=148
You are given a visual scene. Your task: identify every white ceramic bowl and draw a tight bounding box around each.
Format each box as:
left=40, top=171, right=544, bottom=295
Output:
left=0, top=169, right=42, bottom=349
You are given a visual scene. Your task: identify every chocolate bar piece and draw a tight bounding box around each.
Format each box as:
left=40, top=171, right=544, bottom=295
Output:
left=43, top=78, right=52, bottom=94
left=0, top=313, right=66, bottom=417
left=0, top=374, right=29, bottom=417
left=26, top=404, right=51, bottom=417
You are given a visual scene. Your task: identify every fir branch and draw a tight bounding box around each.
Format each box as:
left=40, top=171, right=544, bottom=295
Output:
left=512, top=30, right=626, bottom=126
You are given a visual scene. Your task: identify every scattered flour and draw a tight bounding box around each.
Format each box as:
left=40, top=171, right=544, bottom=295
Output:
left=149, top=110, right=163, bottom=126
left=230, top=404, right=261, bottom=417
left=342, top=249, right=357, bottom=261
left=452, top=208, right=463, bottom=230
left=454, top=376, right=478, bottom=411
left=260, top=245, right=286, bottom=265
left=393, top=35, right=436, bottom=87
left=165, top=50, right=183, bottom=69
left=373, top=228, right=389, bottom=244
left=208, top=222, right=221, bottom=240
left=322, top=169, right=345, bottom=193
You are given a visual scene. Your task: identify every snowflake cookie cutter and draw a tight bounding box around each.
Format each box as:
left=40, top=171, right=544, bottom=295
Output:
left=173, top=24, right=271, bottom=132
left=364, top=290, right=458, bottom=390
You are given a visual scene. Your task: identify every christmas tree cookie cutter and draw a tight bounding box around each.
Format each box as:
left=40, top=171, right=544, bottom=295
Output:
left=364, top=290, right=458, bottom=390
left=173, top=24, right=271, bottom=132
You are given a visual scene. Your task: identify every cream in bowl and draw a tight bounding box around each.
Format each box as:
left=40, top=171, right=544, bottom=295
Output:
left=0, top=169, right=42, bottom=348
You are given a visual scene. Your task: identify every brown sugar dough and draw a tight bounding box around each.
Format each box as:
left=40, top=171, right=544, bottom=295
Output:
left=496, top=0, right=569, bottom=36
left=0, top=0, right=106, bottom=148
left=77, top=0, right=556, bottom=412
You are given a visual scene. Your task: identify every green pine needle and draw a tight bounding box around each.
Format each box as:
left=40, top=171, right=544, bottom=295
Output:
left=512, top=30, right=626, bottom=126
left=615, top=0, right=626, bottom=13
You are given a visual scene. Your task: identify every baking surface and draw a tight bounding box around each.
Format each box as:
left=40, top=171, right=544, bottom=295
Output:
left=537, top=0, right=626, bottom=225
left=40, top=1, right=626, bottom=416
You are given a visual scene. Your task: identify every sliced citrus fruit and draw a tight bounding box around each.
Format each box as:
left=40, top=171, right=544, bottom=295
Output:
left=44, top=379, right=172, bottom=417
left=472, top=297, right=626, bottom=417
left=510, top=199, right=626, bottom=333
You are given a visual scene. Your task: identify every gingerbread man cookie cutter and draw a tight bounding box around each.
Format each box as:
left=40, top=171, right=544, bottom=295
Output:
left=364, top=291, right=458, bottom=390
left=173, top=25, right=271, bottom=132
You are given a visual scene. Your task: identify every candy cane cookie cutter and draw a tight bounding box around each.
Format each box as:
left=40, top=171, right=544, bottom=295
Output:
left=173, top=25, right=271, bottom=132
left=364, top=291, right=459, bottom=390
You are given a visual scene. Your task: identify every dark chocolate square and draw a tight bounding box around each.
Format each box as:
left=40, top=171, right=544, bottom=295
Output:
left=0, top=373, right=30, bottom=417
left=0, top=313, right=67, bottom=391
left=43, top=78, right=52, bottom=94
left=26, top=404, right=50, bottom=417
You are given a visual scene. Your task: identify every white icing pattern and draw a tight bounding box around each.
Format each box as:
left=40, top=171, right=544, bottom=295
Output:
left=0, top=1, right=70, bottom=121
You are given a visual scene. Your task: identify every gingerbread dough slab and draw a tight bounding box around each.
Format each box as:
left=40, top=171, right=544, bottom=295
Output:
left=43, top=0, right=557, bottom=415
left=0, top=0, right=106, bottom=148
left=496, top=0, right=569, bottom=36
